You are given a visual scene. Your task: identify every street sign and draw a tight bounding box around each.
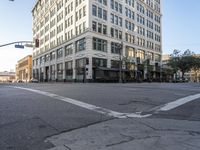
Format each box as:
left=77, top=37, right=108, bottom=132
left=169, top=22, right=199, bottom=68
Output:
left=15, top=45, right=24, bottom=49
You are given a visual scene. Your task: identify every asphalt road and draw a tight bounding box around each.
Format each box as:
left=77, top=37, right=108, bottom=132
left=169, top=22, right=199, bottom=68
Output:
left=0, top=82, right=200, bottom=150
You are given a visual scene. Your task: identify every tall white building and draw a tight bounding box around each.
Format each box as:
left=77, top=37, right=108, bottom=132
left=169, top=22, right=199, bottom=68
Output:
left=32, top=0, right=162, bottom=82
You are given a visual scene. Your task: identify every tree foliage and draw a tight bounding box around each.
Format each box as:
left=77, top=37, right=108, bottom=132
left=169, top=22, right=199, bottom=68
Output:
left=168, top=49, right=200, bottom=78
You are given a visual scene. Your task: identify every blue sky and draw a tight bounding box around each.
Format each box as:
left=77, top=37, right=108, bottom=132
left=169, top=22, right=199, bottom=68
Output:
left=0, top=0, right=200, bottom=71
left=162, top=0, right=200, bottom=53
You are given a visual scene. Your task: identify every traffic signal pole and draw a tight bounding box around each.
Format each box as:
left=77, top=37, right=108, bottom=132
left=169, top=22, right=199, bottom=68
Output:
left=0, top=40, right=38, bottom=48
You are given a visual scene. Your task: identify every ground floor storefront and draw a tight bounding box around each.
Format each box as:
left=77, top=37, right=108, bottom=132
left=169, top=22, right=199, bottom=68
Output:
left=33, top=58, right=162, bottom=83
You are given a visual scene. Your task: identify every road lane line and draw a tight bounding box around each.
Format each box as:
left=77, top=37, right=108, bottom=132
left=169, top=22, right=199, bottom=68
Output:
left=8, top=86, right=200, bottom=117
left=10, top=86, right=149, bottom=119
left=159, top=93, right=200, bottom=111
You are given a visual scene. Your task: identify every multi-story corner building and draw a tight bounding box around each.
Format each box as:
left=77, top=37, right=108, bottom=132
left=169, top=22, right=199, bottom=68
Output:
left=32, top=0, right=162, bottom=82
left=16, top=55, right=33, bottom=82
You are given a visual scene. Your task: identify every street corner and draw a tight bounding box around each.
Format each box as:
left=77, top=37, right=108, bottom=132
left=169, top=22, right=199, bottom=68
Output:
left=46, top=118, right=200, bottom=150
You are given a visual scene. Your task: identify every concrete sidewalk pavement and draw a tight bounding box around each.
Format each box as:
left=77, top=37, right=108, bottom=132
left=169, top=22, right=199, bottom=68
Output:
left=46, top=118, right=200, bottom=150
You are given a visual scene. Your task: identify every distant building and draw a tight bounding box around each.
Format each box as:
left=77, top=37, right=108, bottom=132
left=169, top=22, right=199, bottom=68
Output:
left=162, top=54, right=200, bottom=82
left=0, top=71, right=15, bottom=82
left=16, top=55, right=32, bottom=82
left=32, top=0, right=162, bottom=82
left=188, top=54, right=200, bottom=82
left=161, top=54, right=173, bottom=82
left=162, top=54, right=170, bottom=68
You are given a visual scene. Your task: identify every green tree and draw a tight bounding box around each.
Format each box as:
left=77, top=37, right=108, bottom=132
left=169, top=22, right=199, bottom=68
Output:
left=168, top=49, right=196, bottom=79
left=168, top=49, right=181, bottom=79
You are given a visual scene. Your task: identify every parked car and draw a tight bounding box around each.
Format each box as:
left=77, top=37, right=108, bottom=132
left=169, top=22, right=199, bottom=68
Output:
left=17, top=80, right=23, bottom=83
left=30, top=78, right=39, bottom=83
left=172, top=78, right=189, bottom=83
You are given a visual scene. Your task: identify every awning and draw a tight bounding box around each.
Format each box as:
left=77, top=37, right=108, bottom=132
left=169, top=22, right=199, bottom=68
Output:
left=96, top=67, right=130, bottom=72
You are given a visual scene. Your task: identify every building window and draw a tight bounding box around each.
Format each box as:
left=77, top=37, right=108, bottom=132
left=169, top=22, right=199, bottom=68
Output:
left=50, top=51, right=55, bottom=61
left=76, top=58, right=86, bottom=79
left=111, top=0, right=114, bottom=9
left=111, top=28, right=114, bottom=37
left=110, top=28, right=122, bottom=39
left=92, top=21, right=97, bottom=31
left=119, top=31, right=122, bottom=39
left=111, top=42, right=121, bottom=54
left=93, top=37, right=107, bottom=52
left=76, top=38, right=86, bottom=52
left=111, top=13, right=114, bottom=23
left=115, top=29, right=118, bottom=38
left=98, top=7, right=102, bottom=18
left=50, top=65, right=55, bottom=80
left=45, top=54, right=50, bottom=62
left=92, top=58, right=107, bottom=67
left=119, top=4, right=122, bottom=13
left=57, top=48, right=63, bottom=59
left=92, top=5, right=97, bottom=16
left=83, top=6, right=86, bottom=16
left=115, top=1, right=118, bottom=11
left=103, top=25, right=107, bottom=35
left=65, top=43, right=73, bottom=56
left=103, top=0, right=107, bottom=6
left=126, top=46, right=136, bottom=57
left=65, top=61, right=73, bottom=79
left=111, top=60, right=120, bottom=68
left=119, top=17, right=122, bottom=27
left=79, top=8, right=82, bottom=19
left=115, top=15, right=118, bottom=25
left=57, top=63, right=63, bottom=80
left=98, top=23, right=102, bottom=33
left=125, top=33, right=135, bottom=43
left=137, top=49, right=145, bottom=60
left=103, top=10, right=107, bottom=20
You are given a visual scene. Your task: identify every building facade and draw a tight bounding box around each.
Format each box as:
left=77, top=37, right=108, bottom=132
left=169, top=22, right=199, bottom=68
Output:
left=162, top=54, right=200, bottom=82
left=32, top=0, right=162, bottom=82
left=184, top=54, right=200, bottom=82
left=0, top=71, right=15, bottom=82
left=16, top=55, right=33, bottom=82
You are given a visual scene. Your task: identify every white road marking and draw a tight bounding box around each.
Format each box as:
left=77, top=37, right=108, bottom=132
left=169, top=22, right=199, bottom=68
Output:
left=9, top=86, right=200, bottom=118
left=10, top=86, right=148, bottom=119
left=159, top=93, right=200, bottom=111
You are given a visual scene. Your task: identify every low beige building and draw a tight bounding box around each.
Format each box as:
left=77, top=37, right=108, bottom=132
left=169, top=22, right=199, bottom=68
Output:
left=162, top=54, right=200, bottom=82
left=16, top=55, right=32, bottom=82
left=189, top=54, right=200, bottom=82
left=0, top=71, right=15, bottom=82
left=189, top=70, right=200, bottom=82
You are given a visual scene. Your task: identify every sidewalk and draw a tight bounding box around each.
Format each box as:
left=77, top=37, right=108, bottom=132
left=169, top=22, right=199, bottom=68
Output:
left=46, top=118, right=200, bottom=150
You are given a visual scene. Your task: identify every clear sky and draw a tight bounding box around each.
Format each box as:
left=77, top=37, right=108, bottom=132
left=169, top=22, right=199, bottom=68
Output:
left=0, top=0, right=200, bottom=71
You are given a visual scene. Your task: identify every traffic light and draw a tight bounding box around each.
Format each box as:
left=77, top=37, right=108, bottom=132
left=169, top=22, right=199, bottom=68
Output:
left=35, top=39, right=39, bottom=48
left=136, top=57, right=141, bottom=64
left=86, top=58, right=89, bottom=65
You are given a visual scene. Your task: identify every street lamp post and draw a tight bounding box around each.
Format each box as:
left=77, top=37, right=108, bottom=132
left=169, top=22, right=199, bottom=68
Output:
left=117, top=42, right=123, bottom=83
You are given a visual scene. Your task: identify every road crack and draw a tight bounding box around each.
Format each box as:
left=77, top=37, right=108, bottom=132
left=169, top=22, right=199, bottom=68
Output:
left=63, top=144, right=72, bottom=150
left=106, top=133, right=160, bottom=147
left=138, top=120, right=200, bottom=136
